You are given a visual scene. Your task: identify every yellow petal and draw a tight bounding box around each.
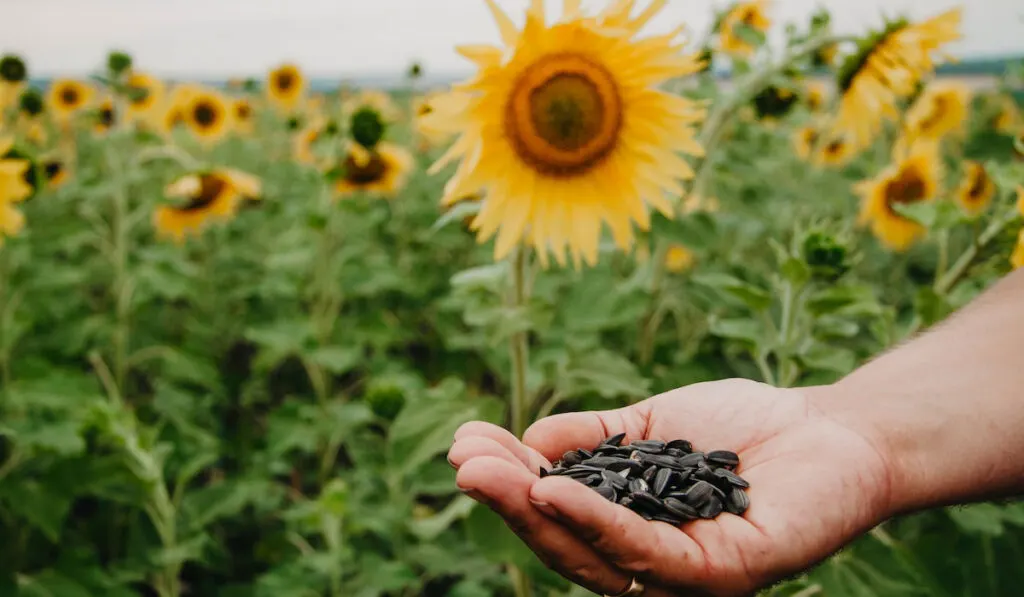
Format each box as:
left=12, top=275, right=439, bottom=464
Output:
left=484, top=0, right=519, bottom=46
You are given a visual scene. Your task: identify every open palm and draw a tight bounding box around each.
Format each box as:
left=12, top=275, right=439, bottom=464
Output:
left=448, top=379, right=894, bottom=596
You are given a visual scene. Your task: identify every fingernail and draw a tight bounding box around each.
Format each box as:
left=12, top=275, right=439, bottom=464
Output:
left=530, top=499, right=557, bottom=517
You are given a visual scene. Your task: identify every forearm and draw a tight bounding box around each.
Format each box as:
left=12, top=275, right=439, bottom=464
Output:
left=817, top=270, right=1024, bottom=514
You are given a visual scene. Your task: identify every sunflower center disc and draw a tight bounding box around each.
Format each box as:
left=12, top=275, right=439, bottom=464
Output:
left=61, top=88, right=79, bottom=106
left=506, top=54, right=622, bottom=176
left=276, top=72, right=295, bottom=92
left=100, top=107, right=115, bottom=126
left=884, top=168, right=926, bottom=207
left=182, top=175, right=228, bottom=211
left=967, top=170, right=988, bottom=199
left=194, top=102, right=218, bottom=127
left=236, top=103, right=251, bottom=119
left=344, top=153, right=387, bottom=185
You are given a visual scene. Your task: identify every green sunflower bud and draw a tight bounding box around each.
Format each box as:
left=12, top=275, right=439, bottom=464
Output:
left=107, top=51, right=133, bottom=76
left=408, top=62, right=424, bottom=79
left=0, top=54, right=27, bottom=83
left=350, top=107, right=387, bottom=150
left=19, top=89, right=44, bottom=116
left=365, top=380, right=406, bottom=421
left=801, top=231, right=851, bottom=282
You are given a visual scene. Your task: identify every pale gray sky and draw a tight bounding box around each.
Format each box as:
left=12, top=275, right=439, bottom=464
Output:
left=1, top=0, right=1021, bottom=78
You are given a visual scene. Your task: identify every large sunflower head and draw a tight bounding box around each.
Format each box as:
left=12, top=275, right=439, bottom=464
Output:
left=183, top=88, right=232, bottom=144
left=47, top=79, right=94, bottom=120
left=833, top=10, right=961, bottom=151
left=267, top=63, right=306, bottom=111
left=904, top=81, right=971, bottom=142
left=424, top=0, right=706, bottom=266
left=856, top=141, right=942, bottom=251
left=333, top=142, right=413, bottom=198
left=719, top=0, right=772, bottom=58
left=154, top=169, right=261, bottom=243
left=125, top=72, right=166, bottom=124
left=955, top=161, right=995, bottom=218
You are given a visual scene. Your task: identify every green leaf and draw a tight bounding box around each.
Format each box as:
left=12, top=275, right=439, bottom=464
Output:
left=734, top=23, right=767, bottom=47
left=708, top=317, right=762, bottom=345
left=556, top=349, right=650, bottom=400
left=16, top=571, right=93, bottom=597
left=390, top=391, right=493, bottom=476
left=2, top=419, right=85, bottom=457
left=465, top=503, right=536, bottom=567
left=692, top=273, right=772, bottom=311
left=892, top=200, right=964, bottom=229
left=0, top=479, right=73, bottom=542
left=807, top=285, right=882, bottom=317
left=181, top=479, right=271, bottom=532
left=305, top=346, right=362, bottom=374
left=780, top=258, right=811, bottom=286
left=408, top=494, right=476, bottom=541
left=914, top=287, right=954, bottom=327
left=450, top=263, right=509, bottom=290
left=799, top=344, right=857, bottom=375
left=947, top=503, right=1008, bottom=536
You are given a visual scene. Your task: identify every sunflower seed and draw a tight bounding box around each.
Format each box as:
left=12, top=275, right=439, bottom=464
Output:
left=561, top=451, right=582, bottom=466
left=631, top=439, right=667, bottom=453
left=584, top=456, right=622, bottom=468
left=585, top=474, right=603, bottom=486
left=663, top=497, right=701, bottom=520
left=677, top=453, right=706, bottom=468
left=707, top=450, right=740, bottom=468
left=653, top=468, right=676, bottom=496
left=602, top=432, right=627, bottom=447
left=642, top=465, right=658, bottom=485
left=577, top=448, right=593, bottom=459
left=652, top=513, right=684, bottom=525
left=713, top=468, right=750, bottom=489
left=694, top=463, right=718, bottom=483
left=628, top=477, right=649, bottom=494
left=666, top=439, right=693, bottom=453
left=699, top=495, right=724, bottom=519
left=684, top=480, right=714, bottom=506
left=539, top=467, right=550, bottom=478
left=595, top=485, right=617, bottom=501
left=601, top=469, right=628, bottom=490
left=628, top=450, right=644, bottom=462
left=726, top=488, right=750, bottom=515
left=629, top=491, right=663, bottom=512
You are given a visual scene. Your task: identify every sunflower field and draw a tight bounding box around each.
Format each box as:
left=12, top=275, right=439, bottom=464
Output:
left=1, top=1, right=1024, bottom=596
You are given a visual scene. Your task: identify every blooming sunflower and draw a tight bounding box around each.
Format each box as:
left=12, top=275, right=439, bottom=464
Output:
left=665, top=244, right=695, bottom=273
left=333, top=142, right=413, bottom=198
left=994, top=95, right=1022, bottom=136
left=267, top=63, right=306, bottom=112
left=343, top=90, right=400, bottom=124
left=94, top=98, right=117, bottom=135
left=125, top=72, right=166, bottom=127
left=424, top=0, right=706, bottom=266
left=414, top=91, right=457, bottom=148
left=903, top=81, right=971, bottom=142
left=719, top=0, right=771, bottom=58
left=293, top=120, right=332, bottom=166
left=42, top=157, right=71, bottom=189
left=154, top=169, right=261, bottom=243
left=161, top=84, right=200, bottom=134
left=183, top=88, right=232, bottom=144
left=233, top=98, right=254, bottom=135
left=954, top=161, right=995, bottom=218
left=0, top=136, right=32, bottom=243
left=856, top=141, right=942, bottom=251
left=833, top=9, right=961, bottom=151
left=1012, top=229, right=1024, bottom=270
left=793, top=125, right=820, bottom=160
left=47, top=79, right=94, bottom=121
left=804, top=81, right=828, bottom=111
left=817, top=135, right=853, bottom=167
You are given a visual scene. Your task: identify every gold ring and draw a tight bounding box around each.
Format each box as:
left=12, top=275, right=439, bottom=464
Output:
left=604, top=578, right=644, bottom=597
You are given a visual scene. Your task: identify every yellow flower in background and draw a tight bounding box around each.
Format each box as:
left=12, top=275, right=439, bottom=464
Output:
left=682, top=193, right=719, bottom=214
left=47, top=79, right=94, bottom=120
left=955, top=161, right=995, bottom=218
left=903, top=82, right=971, bottom=142
left=424, top=0, right=706, bottom=267
left=183, top=88, right=232, bottom=144
left=334, top=141, right=413, bottom=198
left=804, top=81, right=828, bottom=111
left=0, top=83, right=25, bottom=114
left=719, top=0, right=772, bottom=58
left=42, top=156, right=71, bottom=189
left=343, top=89, right=400, bottom=123
left=994, top=96, right=1023, bottom=135
left=154, top=169, right=261, bottom=243
left=856, top=141, right=942, bottom=251
left=664, top=244, right=696, bottom=273
left=125, top=72, right=166, bottom=127
left=94, top=98, right=116, bottom=135
left=0, top=137, right=32, bottom=243
left=793, top=125, right=819, bottom=160
left=414, top=91, right=457, bottom=148
left=293, top=119, right=338, bottom=167
left=833, top=9, right=961, bottom=152
left=267, top=63, right=306, bottom=112
left=1012, top=229, right=1024, bottom=270
left=817, top=135, right=852, bottom=167
left=1015, top=186, right=1024, bottom=218
left=233, top=98, right=254, bottom=134
left=162, top=84, right=201, bottom=134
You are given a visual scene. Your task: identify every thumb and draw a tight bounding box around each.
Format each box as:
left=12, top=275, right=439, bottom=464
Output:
left=522, top=404, right=652, bottom=464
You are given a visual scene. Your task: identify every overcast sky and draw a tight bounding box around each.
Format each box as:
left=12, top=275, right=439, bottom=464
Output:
left=1, top=0, right=1021, bottom=78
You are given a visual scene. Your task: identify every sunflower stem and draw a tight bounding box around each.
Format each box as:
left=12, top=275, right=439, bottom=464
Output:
left=507, top=246, right=534, bottom=597
left=104, top=97, right=134, bottom=397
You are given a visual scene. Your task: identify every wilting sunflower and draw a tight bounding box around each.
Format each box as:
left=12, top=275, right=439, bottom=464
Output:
left=955, top=161, right=995, bottom=217
left=856, top=141, right=942, bottom=251
left=333, top=142, right=413, bottom=198
left=793, top=125, right=820, bottom=160
left=47, top=79, right=94, bottom=120
left=424, top=0, right=706, bottom=266
left=0, top=137, right=32, bottom=242
left=154, top=169, right=261, bottom=243
left=665, top=244, right=696, bottom=273
left=833, top=9, right=961, bottom=151
left=125, top=72, right=166, bottom=127
left=903, top=81, right=971, bottom=142
left=183, top=88, right=232, bottom=144
left=267, top=63, right=306, bottom=112
left=719, top=0, right=771, bottom=58
left=233, top=98, right=254, bottom=135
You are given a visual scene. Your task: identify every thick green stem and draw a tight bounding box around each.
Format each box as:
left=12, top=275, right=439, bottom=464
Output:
left=509, top=247, right=530, bottom=439
left=105, top=103, right=133, bottom=395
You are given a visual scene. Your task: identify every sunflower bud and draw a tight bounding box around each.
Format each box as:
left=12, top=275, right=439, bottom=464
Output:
left=0, top=54, right=27, bottom=83
left=243, top=78, right=260, bottom=93
left=285, top=115, right=302, bottom=131
left=408, top=61, right=424, bottom=80
left=801, top=231, right=851, bottom=282
left=753, top=85, right=799, bottom=120
left=106, top=51, right=133, bottom=76
left=365, top=380, right=406, bottom=421
left=19, top=89, right=44, bottom=116
left=350, top=107, right=387, bottom=150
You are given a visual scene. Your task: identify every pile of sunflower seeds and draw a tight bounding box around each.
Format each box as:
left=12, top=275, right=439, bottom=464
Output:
left=540, top=433, right=750, bottom=525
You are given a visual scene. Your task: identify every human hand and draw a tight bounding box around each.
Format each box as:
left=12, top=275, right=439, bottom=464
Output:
left=448, top=379, right=895, bottom=596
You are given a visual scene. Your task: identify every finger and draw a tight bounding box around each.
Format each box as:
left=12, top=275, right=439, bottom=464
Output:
left=456, top=456, right=633, bottom=595
left=454, top=421, right=551, bottom=472
left=448, top=436, right=526, bottom=470
left=523, top=406, right=651, bottom=463
left=530, top=476, right=711, bottom=586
